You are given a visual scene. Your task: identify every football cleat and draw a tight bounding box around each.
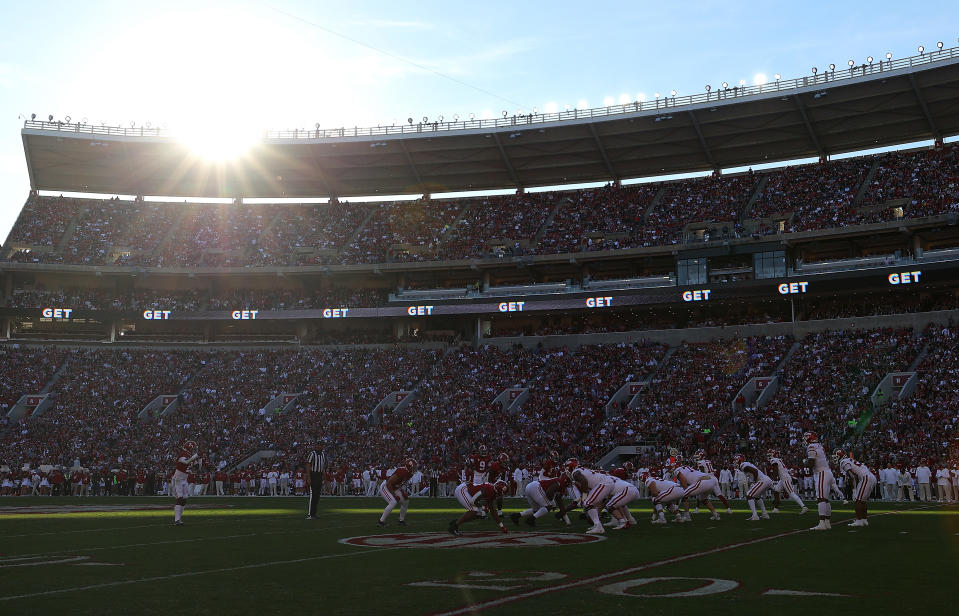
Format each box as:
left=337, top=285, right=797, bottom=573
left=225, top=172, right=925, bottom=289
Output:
left=377, top=520, right=387, bottom=528
left=760, top=513, right=770, bottom=520
left=810, top=521, right=829, bottom=531
left=447, top=520, right=461, bottom=536
left=710, top=513, right=721, bottom=521
left=772, top=507, right=780, bottom=513
left=524, top=516, right=536, bottom=527
left=651, top=517, right=667, bottom=525
left=174, top=520, right=184, bottom=526
left=747, top=514, right=760, bottom=521
left=397, top=520, right=408, bottom=527
left=800, top=506, right=809, bottom=514
left=585, top=524, right=605, bottom=535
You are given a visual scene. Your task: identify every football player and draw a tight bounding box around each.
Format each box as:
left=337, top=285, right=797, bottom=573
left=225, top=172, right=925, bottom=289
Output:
left=835, top=450, right=877, bottom=526
left=539, top=450, right=561, bottom=480
left=172, top=440, right=200, bottom=526
left=468, top=445, right=492, bottom=485
left=675, top=462, right=721, bottom=521
left=605, top=467, right=640, bottom=529
left=733, top=453, right=773, bottom=521
left=449, top=479, right=509, bottom=535
left=694, top=449, right=733, bottom=513
left=378, top=458, right=416, bottom=527
left=804, top=431, right=837, bottom=530
left=511, top=473, right=571, bottom=527
left=767, top=449, right=808, bottom=514
left=643, top=472, right=687, bottom=524
left=487, top=452, right=511, bottom=517
left=568, top=459, right=615, bottom=534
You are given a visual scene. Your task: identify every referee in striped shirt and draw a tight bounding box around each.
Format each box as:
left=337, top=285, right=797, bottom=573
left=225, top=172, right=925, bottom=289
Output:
left=306, top=446, right=326, bottom=519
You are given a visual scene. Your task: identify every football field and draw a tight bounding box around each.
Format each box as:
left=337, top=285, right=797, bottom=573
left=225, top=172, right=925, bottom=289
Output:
left=1, top=496, right=956, bottom=615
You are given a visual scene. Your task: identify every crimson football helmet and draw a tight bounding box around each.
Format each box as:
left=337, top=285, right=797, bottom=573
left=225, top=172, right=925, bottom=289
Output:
left=563, top=457, right=579, bottom=473
left=623, top=461, right=635, bottom=473
left=611, top=467, right=627, bottom=480
left=732, top=453, right=746, bottom=465
left=498, top=452, right=509, bottom=465
left=694, top=449, right=706, bottom=461
left=493, top=479, right=508, bottom=495
left=404, top=458, right=417, bottom=472
left=766, top=449, right=779, bottom=461
left=803, top=431, right=818, bottom=444
left=549, top=450, right=559, bottom=462
left=183, top=440, right=198, bottom=454
left=477, top=445, right=488, bottom=455
left=832, top=449, right=845, bottom=463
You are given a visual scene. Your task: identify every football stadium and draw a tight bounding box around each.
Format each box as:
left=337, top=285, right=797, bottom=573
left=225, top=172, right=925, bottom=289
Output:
left=1, top=4, right=959, bottom=614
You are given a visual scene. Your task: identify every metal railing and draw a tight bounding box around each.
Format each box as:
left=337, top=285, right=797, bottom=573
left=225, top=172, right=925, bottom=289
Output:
left=21, top=46, right=959, bottom=140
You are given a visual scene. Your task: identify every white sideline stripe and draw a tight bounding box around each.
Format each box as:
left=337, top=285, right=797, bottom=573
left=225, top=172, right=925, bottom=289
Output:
left=0, top=547, right=401, bottom=601
left=433, top=504, right=939, bottom=616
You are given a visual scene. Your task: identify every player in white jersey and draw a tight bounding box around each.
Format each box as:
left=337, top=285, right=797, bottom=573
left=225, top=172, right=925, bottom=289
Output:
left=604, top=468, right=640, bottom=529
left=643, top=473, right=687, bottom=524
left=694, top=450, right=733, bottom=513
left=767, top=450, right=809, bottom=514
left=733, top=454, right=772, bottom=520
left=805, top=431, right=837, bottom=530
left=568, top=460, right=615, bottom=534
left=171, top=440, right=199, bottom=526
left=675, top=464, right=722, bottom=520
left=835, top=450, right=877, bottom=526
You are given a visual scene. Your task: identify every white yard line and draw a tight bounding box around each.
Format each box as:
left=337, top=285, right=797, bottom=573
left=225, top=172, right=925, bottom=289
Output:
left=433, top=504, right=939, bottom=616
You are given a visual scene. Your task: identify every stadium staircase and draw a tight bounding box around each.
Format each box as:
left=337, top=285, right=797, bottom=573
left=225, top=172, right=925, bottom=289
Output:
left=149, top=208, right=190, bottom=261
left=530, top=196, right=571, bottom=248
left=740, top=175, right=769, bottom=220
left=851, top=157, right=882, bottom=206
left=54, top=204, right=89, bottom=254
left=339, top=205, right=377, bottom=258
left=640, top=186, right=666, bottom=225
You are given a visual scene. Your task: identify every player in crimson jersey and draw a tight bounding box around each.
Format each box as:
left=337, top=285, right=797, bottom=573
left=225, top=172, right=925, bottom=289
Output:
left=448, top=479, right=509, bottom=535
left=486, top=452, right=511, bottom=516
left=171, top=440, right=199, bottom=526
left=511, top=473, right=571, bottom=527
left=468, top=445, right=492, bottom=484
left=539, top=450, right=560, bottom=480
left=377, top=459, right=416, bottom=527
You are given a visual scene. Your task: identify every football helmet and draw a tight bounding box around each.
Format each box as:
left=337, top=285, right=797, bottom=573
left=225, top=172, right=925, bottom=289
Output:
left=642, top=473, right=655, bottom=487
left=563, top=457, right=579, bottom=473
left=732, top=453, right=746, bottom=466
left=694, top=449, right=706, bottom=462
left=549, top=450, right=559, bottom=462
left=404, top=458, right=417, bottom=472
left=493, top=479, right=508, bottom=495
left=611, top=467, right=627, bottom=480
left=183, top=440, right=198, bottom=454
left=766, top=449, right=779, bottom=461
left=832, top=449, right=845, bottom=463
left=498, top=452, right=509, bottom=465
left=803, top=431, right=818, bottom=444
left=477, top=444, right=488, bottom=455
left=623, top=461, right=635, bottom=473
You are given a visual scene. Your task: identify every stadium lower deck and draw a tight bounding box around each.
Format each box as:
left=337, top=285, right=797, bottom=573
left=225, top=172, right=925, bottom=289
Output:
left=0, top=496, right=956, bottom=615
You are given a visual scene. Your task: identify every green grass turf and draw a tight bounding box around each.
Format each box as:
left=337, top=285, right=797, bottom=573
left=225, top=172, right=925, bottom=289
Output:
left=0, top=496, right=956, bottom=615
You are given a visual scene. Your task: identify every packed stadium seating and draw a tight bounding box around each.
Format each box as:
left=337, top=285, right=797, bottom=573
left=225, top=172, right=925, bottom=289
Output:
left=6, top=144, right=959, bottom=268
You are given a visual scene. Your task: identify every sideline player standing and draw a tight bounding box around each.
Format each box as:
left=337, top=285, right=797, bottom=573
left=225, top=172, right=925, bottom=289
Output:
left=172, top=440, right=199, bottom=526
left=378, top=458, right=416, bottom=527
left=805, top=431, right=837, bottom=530
left=306, top=445, right=326, bottom=520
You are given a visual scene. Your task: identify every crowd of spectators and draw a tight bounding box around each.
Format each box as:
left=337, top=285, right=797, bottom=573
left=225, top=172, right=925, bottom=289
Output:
left=6, top=145, right=959, bottom=269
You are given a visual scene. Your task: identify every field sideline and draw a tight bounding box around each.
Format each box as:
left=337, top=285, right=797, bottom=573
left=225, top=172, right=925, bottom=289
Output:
left=1, top=496, right=956, bottom=615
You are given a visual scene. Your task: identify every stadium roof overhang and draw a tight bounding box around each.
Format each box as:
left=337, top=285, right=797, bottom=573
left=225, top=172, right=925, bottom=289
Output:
left=21, top=52, right=959, bottom=199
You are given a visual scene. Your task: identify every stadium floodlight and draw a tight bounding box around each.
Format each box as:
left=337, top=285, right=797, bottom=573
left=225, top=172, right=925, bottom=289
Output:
left=407, top=117, right=413, bottom=124
left=829, top=63, right=835, bottom=71
left=654, top=92, right=660, bottom=99
left=848, top=60, right=855, bottom=67
left=48, top=114, right=53, bottom=121
left=30, top=113, right=35, bottom=120
left=885, top=52, right=892, bottom=60
left=937, top=41, right=943, bottom=49
left=502, top=110, right=508, bottom=117
left=918, top=45, right=924, bottom=54
left=705, top=84, right=711, bottom=91
left=438, top=115, right=444, bottom=122
left=775, top=74, right=781, bottom=81
left=722, top=81, right=728, bottom=88
left=670, top=90, right=677, bottom=97
left=867, top=56, right=873, bottom=64
left=315, top=122, right=320, bottom=129
left=811, top=67, right=817, bottom=74
left=453, top=114, right=459, bottom=121
left=738, top=79, right=745, bottom=86
left=65, top=115, right=71, bottom=122
left=422, top=116, right=428, bottom=123
left=532, top=107, right=538, bottom=114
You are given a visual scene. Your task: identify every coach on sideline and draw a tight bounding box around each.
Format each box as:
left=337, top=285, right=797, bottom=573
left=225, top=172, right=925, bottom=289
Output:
left=306, top=445, right=326, bottom=519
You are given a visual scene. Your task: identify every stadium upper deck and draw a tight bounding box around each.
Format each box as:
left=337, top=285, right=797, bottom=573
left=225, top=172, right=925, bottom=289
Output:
left=18, top=47, right=959, bottom=198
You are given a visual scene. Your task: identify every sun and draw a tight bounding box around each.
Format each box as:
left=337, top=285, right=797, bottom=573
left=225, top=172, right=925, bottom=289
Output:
left=176, top=122, right=262, bottom=161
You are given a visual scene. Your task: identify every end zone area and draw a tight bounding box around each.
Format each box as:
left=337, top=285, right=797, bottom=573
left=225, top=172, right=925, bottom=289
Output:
left=1, top=497, right=956, bottom=615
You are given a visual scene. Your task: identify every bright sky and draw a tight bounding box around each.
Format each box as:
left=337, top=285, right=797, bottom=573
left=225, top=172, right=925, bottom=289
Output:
left=1, top=0, right=957, bottom=240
